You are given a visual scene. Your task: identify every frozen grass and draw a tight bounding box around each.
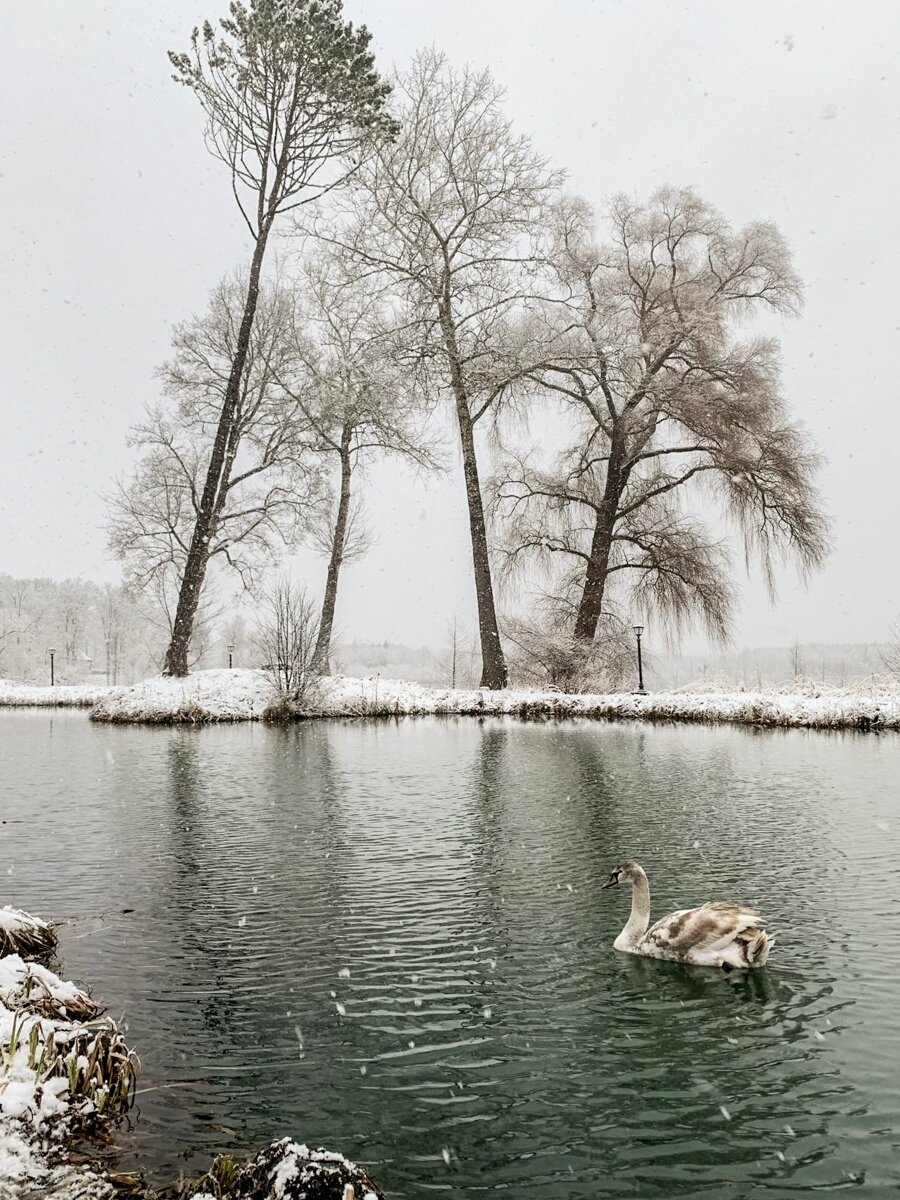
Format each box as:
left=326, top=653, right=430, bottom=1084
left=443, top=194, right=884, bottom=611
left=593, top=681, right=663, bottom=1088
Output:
left=86, top=668, right=900, bottom=731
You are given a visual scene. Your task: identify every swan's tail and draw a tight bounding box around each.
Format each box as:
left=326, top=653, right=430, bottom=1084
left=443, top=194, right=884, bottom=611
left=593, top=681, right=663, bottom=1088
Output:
left=746, top=928, right=774, bottom=967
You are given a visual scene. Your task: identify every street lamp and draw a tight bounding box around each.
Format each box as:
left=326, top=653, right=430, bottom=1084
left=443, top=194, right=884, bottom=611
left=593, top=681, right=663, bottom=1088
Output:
left=227, top=643, right=235, bottom=670
left=632, top=625, right=646, bottom=694
left=49, top=647, right=56, bottom=688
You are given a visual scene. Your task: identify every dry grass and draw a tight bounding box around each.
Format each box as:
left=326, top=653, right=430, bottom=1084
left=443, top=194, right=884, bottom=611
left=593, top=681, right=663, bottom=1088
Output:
left=34, top=1018, right=139, bottom=1119
left=0, top=906, right=58, bottom=961
left=4, top=962, right=104, bottom=1021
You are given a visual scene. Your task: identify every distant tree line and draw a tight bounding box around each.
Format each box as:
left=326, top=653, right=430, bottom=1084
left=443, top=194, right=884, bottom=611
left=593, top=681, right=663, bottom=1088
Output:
left=106, top=1, right=830, bottom=691
left=0, top=574, right=156, bottom=685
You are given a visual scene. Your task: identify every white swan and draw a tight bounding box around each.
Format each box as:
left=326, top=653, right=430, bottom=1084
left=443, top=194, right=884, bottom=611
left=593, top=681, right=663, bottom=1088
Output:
left=601, top=861, right=773, bottom=969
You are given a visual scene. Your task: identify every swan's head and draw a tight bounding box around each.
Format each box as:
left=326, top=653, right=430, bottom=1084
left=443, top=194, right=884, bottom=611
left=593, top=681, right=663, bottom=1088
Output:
left=601, top=861, right=644, bottom=889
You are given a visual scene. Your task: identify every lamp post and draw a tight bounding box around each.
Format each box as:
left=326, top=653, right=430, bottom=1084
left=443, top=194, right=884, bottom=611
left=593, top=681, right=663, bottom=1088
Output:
left=227, top=643, right=234, bottom=670
left=632, top=625, right=646, bottom=694
left=49, top=647, right=56, bottom=688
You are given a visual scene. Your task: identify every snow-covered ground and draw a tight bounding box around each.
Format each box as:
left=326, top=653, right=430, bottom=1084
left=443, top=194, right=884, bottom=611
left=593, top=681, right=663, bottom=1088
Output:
left=0, top=679, right=113, bottom=707
left=72, top=668, right=900, bottom=729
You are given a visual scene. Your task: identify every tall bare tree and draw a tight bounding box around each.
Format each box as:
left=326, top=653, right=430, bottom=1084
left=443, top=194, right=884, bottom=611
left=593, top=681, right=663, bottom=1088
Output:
left=108, top=278, right=324, bottom=645
left=879, top=620, right=900, bottom=674
left=493, top=189, right=829, bottom=649
left=162, top=0, right=395, bottom=675
left=275, top=249, right=440, bottom=672
left=312, top=50, right=562, bottom=688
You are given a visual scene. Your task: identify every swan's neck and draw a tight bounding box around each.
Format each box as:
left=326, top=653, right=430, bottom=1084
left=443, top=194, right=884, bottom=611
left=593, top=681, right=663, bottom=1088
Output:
left=619, top=869, right=651, bottom=949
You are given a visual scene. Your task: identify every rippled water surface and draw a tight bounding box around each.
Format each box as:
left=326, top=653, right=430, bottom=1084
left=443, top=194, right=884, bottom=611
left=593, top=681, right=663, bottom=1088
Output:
left=2, top=712, right=899, bottom=1196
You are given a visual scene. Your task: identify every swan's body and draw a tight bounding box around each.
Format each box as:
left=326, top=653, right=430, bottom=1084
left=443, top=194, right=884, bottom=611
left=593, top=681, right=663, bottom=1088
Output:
left=601, top=861, right=773, bottom=969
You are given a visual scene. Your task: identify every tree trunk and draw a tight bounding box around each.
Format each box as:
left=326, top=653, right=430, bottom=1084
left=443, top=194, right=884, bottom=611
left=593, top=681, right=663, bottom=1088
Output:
left=573, top=438, right=627, bottom=642
left=573, top=506, right=617, bottom=640
left=313, top=426, right=353, bottom=675
left=438, top=298, right=506, bottom=689
left=162, top=229, right=271, bottom=676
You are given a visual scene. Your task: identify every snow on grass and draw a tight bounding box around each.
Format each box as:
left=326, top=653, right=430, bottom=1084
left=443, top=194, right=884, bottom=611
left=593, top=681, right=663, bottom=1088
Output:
left=0, top=679, right=114, bottom=708
left=0, top=947, right=133, bottom=1198
left=87, top=668, right=900, bottom=730
left=0, top=907, right=57, bottom=961
left=0, top=955, right=102, bottom=1022
left=90, top=668, right=276, bottom=724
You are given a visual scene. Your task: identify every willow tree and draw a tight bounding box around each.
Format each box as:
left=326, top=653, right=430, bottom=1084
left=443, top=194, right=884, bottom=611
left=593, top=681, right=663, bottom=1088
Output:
left=162, top=0, right=395, bottom=676
left=313, top=50, right=561, bottom=689
left=493, top=189, right=829, bottom=647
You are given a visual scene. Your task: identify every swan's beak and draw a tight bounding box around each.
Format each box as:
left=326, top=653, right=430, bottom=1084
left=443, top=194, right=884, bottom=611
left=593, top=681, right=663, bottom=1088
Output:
left=600, top=874, right=619, bottom=889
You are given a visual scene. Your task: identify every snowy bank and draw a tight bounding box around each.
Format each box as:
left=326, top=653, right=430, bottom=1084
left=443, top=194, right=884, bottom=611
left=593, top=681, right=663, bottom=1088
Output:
left=90, top=668, right=276, bottom=723
left=0, top=679, right=114, bottom=708
left=87, top=668, right=900, bottom=731
left=1, top=909, right=388, bottom=1200
left=0, top=915, right=137, bottom=1199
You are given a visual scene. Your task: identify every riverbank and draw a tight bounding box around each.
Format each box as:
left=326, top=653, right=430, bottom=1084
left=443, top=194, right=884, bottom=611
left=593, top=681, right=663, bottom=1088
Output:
left=1, top=906, right=387, bottom=1200
left=3, top=669, right=898, bottom=730
left=0, top=907, right=136, bottom=1199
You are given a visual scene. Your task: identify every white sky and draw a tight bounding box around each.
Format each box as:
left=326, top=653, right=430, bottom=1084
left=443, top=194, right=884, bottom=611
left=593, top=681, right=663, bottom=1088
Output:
left=2, top=1, right=898, bottom=652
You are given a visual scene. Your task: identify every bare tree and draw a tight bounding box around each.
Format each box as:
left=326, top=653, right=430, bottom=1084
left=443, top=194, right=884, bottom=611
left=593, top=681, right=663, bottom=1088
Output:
left=788, top=637, right=806, bottom=679
left=274, top=248, right=440, bottom=672
left=98, top=585, right=137, bottom=685
left=447, top=614, right=462, bottom=689
left=162, top=0, right=395, bottom=675
left=437, top=614, right=476, bottom=689
left=56, top=580, right=95, bottom=666
left=108, top=279, right=325, bottom=649
left=493, top=189, right=829, bottom=651
left=255, top=577, right=320, bottom=702
left=312, top=50, right=563, bottom=688
left=879, top=621, right=900, bottom=674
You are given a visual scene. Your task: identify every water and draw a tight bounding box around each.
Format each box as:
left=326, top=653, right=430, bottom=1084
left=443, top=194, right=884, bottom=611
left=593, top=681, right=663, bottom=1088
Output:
left=1, top=712, right=899, bottom=1197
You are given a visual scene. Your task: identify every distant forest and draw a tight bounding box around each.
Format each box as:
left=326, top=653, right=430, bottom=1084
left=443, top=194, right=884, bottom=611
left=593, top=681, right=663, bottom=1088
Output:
left=1, top=572, right=894, bottom=690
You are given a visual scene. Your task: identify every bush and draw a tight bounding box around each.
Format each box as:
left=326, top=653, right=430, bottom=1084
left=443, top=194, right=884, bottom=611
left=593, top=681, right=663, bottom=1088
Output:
left=504, top=619, right=638, bottom=693
left=254, top=580, right=321, bottom=710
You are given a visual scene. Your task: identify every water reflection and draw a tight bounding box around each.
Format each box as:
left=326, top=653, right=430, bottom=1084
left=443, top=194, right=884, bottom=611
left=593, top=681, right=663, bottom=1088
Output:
left=1, top=713, right=898, bottom=1195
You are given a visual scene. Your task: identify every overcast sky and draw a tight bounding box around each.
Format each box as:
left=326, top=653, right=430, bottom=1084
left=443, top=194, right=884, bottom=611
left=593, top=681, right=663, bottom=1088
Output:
left=2, top=1, right=898, bottom=652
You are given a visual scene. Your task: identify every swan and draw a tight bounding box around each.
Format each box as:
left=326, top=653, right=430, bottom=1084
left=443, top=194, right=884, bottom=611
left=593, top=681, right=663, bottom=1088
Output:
left=601, top=861, right=773, bottom=969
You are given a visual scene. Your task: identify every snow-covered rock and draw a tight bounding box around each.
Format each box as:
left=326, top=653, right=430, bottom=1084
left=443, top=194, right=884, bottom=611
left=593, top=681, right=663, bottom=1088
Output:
left=190, top=1138, right=385, bottom=1200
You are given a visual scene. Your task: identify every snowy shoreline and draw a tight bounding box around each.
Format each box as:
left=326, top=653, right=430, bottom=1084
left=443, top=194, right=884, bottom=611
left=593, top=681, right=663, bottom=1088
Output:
left=2, top=669, right=898, bottom=731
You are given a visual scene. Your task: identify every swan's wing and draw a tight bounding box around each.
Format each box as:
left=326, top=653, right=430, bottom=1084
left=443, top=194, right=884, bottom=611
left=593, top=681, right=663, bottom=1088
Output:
left=643, top=902, right=763, bottom=955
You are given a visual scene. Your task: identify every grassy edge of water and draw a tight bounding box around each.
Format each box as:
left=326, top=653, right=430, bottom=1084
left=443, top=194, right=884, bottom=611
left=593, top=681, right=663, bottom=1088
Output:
left=85, top=696, right=895, bottom=731
left=0, top=912, right=387, bottom=1200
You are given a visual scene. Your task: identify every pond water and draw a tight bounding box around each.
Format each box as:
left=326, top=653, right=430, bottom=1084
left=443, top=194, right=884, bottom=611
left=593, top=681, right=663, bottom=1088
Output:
left=1, top=712, right=899, bottom=1197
